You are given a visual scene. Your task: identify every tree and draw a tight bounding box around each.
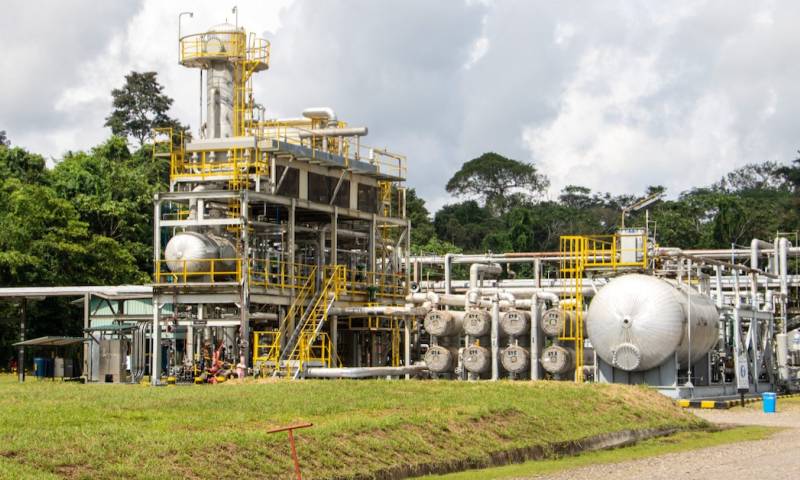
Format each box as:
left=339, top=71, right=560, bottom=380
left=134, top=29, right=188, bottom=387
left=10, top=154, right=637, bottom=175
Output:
left=405, top=188, right=435, bottom=248
left=0, top=130, right=8, bottom=147
left=714, top=162, right=787, bottom=192
left=433, top=200, right=499, bottom=251
left=50, top=137, right=161, bottom=274
left=104, top=71, right=185, bottom=147
left=0, top=147, right=47, bottom=184
left=445, top=152, right=549, bottom=214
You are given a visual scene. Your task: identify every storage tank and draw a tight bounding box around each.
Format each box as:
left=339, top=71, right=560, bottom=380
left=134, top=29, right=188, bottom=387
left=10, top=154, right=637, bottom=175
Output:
left=500, top=309, right=529, bottom=337
left=462, top=345, right=491, bottom=374
left=540, top=345, right=573, bottom=375
left=463, top=310, right=491, bottom=337
left=164, top=232, right=237, bottom=275
left=586, top=274, right=719, bottom=372
left=500, top=345, right=529, bottom=374
left=424, top=345, right=458, bottom=373
left=541, top=308, right=575, bottom=338
left=424, top=310, right=462, bottom=337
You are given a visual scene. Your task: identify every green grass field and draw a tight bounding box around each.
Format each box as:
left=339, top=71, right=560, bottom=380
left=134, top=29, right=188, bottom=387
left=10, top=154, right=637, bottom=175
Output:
left=0, top=375, right=706, bottom=479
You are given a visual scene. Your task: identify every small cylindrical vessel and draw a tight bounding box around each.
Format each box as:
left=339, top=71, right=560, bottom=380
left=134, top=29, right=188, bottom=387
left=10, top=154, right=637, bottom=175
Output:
left=500, top=309, right=529, bottom=337
left=424, top=345, right=458, bottom=373
left=424, top=310, right=462, bottom=337
left=501, top=345, right=529, bottom=374
left=540, top=345, right=574, bottom=375
left=541, top=308, right=575, bottom=338
left=463, top=345, right=492, bottom=374
left=463, top=309, right=491, bottom=337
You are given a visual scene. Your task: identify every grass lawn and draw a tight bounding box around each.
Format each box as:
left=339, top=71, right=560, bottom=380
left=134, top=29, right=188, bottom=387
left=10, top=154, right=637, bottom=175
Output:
left=0, top=375, right=705, bottom=479
left=421, top=425, right=777, bottom=479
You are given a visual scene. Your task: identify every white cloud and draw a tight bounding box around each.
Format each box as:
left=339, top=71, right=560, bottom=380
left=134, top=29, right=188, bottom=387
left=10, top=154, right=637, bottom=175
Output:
left=553, top=22, right=576, bottom=46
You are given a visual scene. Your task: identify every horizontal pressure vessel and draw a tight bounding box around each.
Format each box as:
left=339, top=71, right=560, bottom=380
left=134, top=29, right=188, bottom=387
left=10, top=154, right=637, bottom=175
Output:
left=586, top=274, right=719, bottom=372
left=164, top=232, right=236, bottom=274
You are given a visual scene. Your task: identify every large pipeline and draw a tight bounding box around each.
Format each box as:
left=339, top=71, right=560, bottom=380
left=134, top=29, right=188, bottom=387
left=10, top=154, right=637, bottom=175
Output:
left=305, top=365, right=427, bottom=378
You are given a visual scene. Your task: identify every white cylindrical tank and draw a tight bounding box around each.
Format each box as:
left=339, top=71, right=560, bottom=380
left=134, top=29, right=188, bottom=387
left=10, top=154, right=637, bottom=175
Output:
left=424, top=310, right=462, bottom=337
left=501, top=345, right=529, bottom=373
left=424, top=345, right=458, bottom=373
left=586, top=274, right=719, bottom=372
left=541, top=308, right=575, bottom=338
left=205, top=23, right=239, bottom=139
left=500, top=309, right=529, bottom=337
left=463, top=310, right=491, bottom=337
left=164, top=232, right=237, bottom=274
left=462, top=345, right=491, bottom=374
left=541, top=345, right=573, bottom=375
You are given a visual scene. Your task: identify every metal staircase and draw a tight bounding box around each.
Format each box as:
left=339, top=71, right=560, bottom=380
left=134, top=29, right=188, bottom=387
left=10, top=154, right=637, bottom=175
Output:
left=274, top=265, right=345, bottom=377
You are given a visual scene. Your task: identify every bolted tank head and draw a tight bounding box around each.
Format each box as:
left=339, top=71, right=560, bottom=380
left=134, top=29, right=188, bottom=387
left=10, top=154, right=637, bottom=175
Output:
left=500, top=345, right=529, bottom=373
left=500, top=309, right=529, bottom=337
left=463, top=345, right=491, bottom=373
left=463, top=309, right=491, bottom=337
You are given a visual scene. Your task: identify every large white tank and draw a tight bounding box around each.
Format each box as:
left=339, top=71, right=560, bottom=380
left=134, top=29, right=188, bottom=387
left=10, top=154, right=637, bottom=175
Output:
left=164, top=232, right=237, bottom=274
left=586, top=274, right=719, bottom=372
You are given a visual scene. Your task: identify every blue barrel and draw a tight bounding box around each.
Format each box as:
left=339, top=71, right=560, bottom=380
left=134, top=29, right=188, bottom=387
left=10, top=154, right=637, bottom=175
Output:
left=762, top=392, right=777, bottom=413
left=33, top=357, right=48, bottom=378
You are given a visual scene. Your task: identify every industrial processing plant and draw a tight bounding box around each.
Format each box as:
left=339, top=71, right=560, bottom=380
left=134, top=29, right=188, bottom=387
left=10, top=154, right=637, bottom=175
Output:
left=4, top=19, right=800, bottom=405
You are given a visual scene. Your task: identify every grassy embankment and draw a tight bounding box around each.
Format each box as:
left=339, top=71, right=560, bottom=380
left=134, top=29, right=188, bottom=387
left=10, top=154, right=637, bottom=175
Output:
left=0, top=375, right=705, bottom=479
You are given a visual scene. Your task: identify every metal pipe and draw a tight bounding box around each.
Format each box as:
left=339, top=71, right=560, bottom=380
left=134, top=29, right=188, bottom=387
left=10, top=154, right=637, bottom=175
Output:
left=305, top=365, right=426, bottom=378
left=657, top=247, right=779, bottom=278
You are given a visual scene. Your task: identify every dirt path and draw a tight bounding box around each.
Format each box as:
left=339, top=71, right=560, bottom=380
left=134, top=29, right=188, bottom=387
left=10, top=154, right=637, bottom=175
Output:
left=524, top=404, right=800, bottom=480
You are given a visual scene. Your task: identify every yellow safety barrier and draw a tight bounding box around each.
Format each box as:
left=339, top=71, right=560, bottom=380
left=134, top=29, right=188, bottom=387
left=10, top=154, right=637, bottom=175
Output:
left=154, top=258, right=242, bottom=284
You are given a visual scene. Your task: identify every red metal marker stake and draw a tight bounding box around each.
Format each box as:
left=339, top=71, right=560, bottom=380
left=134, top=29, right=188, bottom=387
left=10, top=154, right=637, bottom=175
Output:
left=267, top=422, right=313, bottom=480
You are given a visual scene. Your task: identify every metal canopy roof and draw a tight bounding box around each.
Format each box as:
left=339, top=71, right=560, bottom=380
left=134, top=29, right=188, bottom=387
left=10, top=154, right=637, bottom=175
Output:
left=0, top=285, right=152, bottom=300
left=13, top=336, right=84, bottom=347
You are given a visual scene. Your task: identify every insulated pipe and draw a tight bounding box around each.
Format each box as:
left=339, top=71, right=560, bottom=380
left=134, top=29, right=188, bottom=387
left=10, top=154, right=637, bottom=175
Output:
left=751, top=239, right=773, bottom=271
left=328, top=306, right=429, bottom=317
left=305, top=365, right=427, bottom=378
left=444, top=253, right=454, bottom=295
left=530, top=292, right=558, bottom=380
left=469, top=263, right=503, bottom=291
left=302, top=107, right=338, bottom=126
left=779, top=238, right=790, bottom=297
left=491, top=297, right=500, bottom=381
left=297, top=127, right=368, bottom=138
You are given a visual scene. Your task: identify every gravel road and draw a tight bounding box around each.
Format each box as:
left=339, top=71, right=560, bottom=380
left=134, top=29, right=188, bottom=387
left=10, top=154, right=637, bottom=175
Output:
left=524, top=402, right=800, bottom=480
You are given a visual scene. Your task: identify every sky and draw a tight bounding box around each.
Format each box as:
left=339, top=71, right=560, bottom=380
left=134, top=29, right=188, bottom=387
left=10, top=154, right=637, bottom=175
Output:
left=1, top=0, right=798, bottom=212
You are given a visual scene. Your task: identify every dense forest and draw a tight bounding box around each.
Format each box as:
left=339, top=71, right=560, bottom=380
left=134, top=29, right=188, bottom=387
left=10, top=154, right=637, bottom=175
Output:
left=1, top=72, right=800, bottom=366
